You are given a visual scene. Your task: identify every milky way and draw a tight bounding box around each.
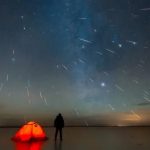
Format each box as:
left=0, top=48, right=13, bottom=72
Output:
left=0, top=0, right=150, bottom=126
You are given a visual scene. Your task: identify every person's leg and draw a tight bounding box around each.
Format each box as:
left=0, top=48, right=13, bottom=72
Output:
left=55, top=128, right=58, bottom=141
left=59, top=128, right=63, bottom=141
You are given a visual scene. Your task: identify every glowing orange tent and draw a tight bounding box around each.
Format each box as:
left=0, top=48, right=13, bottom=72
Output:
left=12, top=121, right=47, bottom=142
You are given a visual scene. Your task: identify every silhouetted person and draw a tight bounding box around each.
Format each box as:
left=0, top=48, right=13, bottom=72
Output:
left=54, top=113, right=64, bottom=141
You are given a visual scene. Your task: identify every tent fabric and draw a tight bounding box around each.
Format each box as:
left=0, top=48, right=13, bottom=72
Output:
left=12, top=121, right=47, bottom=142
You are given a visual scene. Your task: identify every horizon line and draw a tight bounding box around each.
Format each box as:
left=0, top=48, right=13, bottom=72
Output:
left=1, top=125, right=150, bottom=128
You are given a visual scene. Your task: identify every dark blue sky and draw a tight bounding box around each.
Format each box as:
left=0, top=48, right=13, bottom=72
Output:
left=0, top=0, right=150, bottom=126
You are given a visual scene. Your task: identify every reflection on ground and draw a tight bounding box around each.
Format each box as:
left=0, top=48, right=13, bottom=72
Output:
left=54, top=141, right=62, bottom=150
left=13, top=141, right=62, bottom=150
left=13, top=142, right=44, bottom=150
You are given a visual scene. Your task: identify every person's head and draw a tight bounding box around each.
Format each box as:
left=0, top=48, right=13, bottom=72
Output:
left=58, top=113, right=62, bottom=116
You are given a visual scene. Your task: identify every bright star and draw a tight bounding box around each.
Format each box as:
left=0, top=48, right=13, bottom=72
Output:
left=101, top=82, right=106, bottom=87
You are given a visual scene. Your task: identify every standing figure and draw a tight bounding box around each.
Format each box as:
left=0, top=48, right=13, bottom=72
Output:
left=54, top=113, right=64, bottom=141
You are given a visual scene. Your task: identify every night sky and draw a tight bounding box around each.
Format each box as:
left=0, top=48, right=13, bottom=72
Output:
left=0, top=0, right=150, bottom=126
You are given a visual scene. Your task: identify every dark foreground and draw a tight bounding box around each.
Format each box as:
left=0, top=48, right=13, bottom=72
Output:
left=0, top=127, right=150, bottom=150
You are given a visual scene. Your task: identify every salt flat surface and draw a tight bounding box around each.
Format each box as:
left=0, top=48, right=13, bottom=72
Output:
left=0, top=127, right=150, bottom=150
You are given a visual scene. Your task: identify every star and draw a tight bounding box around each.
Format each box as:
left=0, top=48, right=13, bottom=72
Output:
left=101, top=82, right=106, bottom=87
